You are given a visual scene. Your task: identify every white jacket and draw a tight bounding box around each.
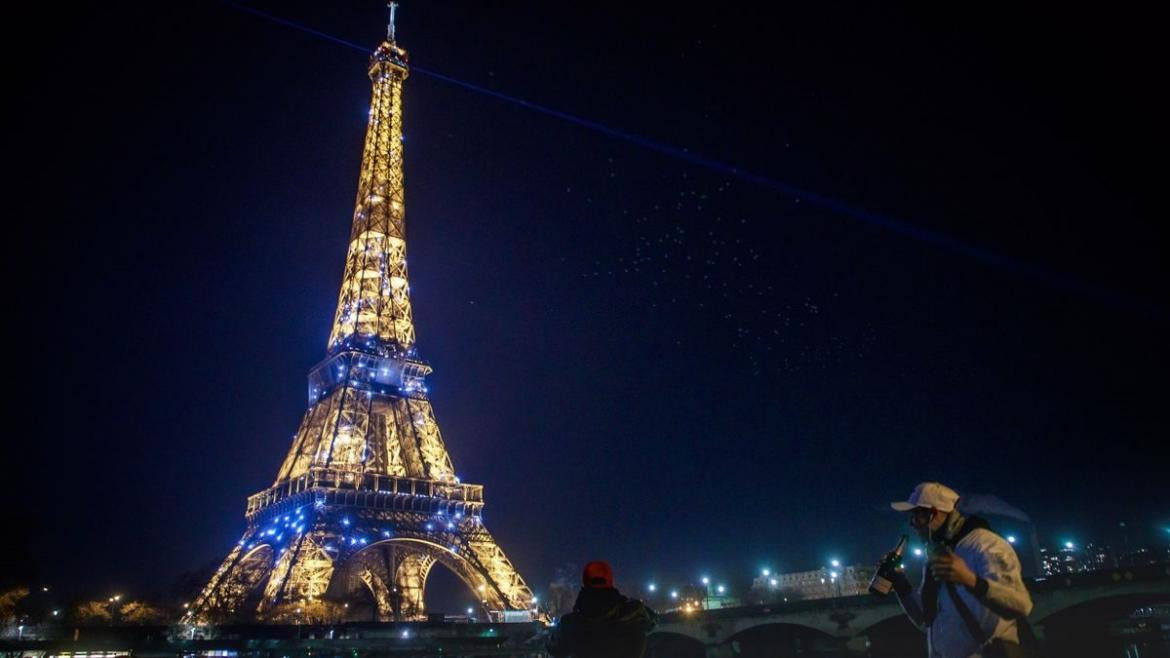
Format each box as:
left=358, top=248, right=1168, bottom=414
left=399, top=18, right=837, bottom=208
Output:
left=897, top=515, right=1034, bottom=658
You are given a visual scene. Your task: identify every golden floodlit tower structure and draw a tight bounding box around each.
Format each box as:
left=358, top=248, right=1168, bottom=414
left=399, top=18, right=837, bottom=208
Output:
left=190, top=5, right=536, bottom=623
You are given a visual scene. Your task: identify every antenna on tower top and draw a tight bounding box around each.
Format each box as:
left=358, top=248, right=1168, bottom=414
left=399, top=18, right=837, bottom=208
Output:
left=387, top=1, right=398, bottom=42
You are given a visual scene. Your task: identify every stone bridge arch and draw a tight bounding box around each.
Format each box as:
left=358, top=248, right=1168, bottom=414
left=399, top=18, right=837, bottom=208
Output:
left=1032, top=584, right=1170, bottom=624
left=645, top=630, right=706, bottom=658
left=726, top=622, right=838, bottom=657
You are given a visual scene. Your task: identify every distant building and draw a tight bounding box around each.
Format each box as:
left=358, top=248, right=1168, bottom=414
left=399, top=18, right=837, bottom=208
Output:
left=658, top=583, right=738, bottom=613
left=750, top=565, right=874, bottom=602
left=1040, top=541, right=1168, bottom=576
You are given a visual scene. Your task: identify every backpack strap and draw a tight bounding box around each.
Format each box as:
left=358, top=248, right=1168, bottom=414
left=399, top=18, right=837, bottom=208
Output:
left=945, top=581, right=990, bottom=647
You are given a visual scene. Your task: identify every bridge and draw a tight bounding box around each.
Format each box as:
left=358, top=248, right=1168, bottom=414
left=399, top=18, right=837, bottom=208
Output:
left=650, top=564, right=1170, bottom=657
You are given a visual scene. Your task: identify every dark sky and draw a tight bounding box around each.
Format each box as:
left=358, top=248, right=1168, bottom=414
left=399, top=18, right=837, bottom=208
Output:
left=11, top=2, right=1167, bottom=608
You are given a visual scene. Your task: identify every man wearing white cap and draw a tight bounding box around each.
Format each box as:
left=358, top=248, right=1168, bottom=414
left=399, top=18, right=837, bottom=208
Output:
left=886, top=482, right=1034, bottom=658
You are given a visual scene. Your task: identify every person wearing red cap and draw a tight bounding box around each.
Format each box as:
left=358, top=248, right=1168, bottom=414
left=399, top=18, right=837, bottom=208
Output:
left=883, top=482, right=1035, bottom=658
left=546, top=560, right=657, bottom=657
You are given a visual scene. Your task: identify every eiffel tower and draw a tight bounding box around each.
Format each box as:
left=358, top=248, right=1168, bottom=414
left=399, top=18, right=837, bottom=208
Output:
left=190, top=6, right=536, bottom=624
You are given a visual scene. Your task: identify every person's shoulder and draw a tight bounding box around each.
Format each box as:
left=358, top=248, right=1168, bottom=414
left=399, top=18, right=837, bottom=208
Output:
left=962, top=528, right=1023, bottom=571
left=617, top=598, right=657, bottom=625
left=967, top=527, right=1012, bottom=548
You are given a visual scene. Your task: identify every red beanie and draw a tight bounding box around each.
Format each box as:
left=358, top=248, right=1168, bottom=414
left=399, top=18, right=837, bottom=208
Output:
left=582, top=561, right=614, bottom=589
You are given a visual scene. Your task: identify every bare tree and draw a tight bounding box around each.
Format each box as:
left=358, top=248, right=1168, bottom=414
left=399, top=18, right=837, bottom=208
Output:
left=119, top=601, right=166, bottom=625
left=546, top=563, right=578, bottom=619
left=0, top=587, right=29, bottom=624
left=73, top=601, right=113, bottom=624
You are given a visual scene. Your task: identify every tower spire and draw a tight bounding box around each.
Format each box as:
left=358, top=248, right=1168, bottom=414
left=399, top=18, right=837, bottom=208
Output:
left=387, top=2, right=398, bottom=43
left=327, top=10, right=414, bottom=354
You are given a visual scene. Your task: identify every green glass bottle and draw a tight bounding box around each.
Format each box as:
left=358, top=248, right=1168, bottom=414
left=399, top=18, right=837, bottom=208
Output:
left=868, top=534, right=909, bottom=596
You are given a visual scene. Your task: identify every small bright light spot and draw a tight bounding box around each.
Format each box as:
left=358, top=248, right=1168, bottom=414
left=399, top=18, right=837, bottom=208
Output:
left=1065, top=541, right=1075, bottom=549
left=467, top=607, right=473, bottom=615
left=670, top=591, right=678, bottom=599
left=532, top=595, right=538, bottom=603
left=701, top=576, right=710, bottom=585
left=762, top=569, right=770, bottom=577
left=830, top=559, right=840, bottom=568
left=648, top=583, right=656, bottom=592
left=913, top=548, right=924, bottom=556
left=401, top=629, right=410, bottom=639
left=52, top=610, right=59, bottom=616
left=1007, top=535, right=1017, bottom=544
left=717, top=585, right=725, bottom=594
left=769, top=578, right=778, bottom=586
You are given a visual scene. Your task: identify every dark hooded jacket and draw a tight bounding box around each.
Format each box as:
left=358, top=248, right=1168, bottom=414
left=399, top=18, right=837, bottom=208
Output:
left=547, top=587, right=657, bottom=657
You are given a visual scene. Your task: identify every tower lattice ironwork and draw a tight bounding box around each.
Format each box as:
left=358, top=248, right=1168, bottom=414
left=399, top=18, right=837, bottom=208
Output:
left=190, top=8, right=536, bottom=624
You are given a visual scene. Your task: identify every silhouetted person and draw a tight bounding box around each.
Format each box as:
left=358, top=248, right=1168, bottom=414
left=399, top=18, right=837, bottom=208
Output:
left=547, top=561, right=657, bottom=657
left=886, top=482, right=1035, bottom=658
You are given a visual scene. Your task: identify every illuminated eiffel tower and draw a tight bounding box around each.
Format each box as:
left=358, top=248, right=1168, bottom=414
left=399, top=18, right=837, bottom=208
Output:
left=191, top=6, right=536, bottom=624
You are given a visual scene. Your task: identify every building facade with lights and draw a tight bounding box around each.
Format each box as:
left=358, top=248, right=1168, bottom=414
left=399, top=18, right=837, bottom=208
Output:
left=750, top=565, right=874, bottom=602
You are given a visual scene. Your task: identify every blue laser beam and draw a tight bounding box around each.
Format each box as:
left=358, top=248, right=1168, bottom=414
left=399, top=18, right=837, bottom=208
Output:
left=218, top=1, right=1162, bottom=317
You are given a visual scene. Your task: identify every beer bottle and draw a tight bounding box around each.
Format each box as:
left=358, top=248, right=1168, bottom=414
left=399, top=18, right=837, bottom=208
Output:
left=868, top=534, right=909, bottom=596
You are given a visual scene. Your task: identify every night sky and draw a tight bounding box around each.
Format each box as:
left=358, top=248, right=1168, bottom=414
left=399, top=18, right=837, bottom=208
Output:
left=11, top=2, right=1167, bottom=609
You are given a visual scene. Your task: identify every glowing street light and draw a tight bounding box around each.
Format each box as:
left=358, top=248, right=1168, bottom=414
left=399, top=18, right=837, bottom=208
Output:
left=670, top=591, right=678, bottom=599
left=716, top=585, right=725, bottom=594
left=1064, top=541, right=1075, bottom=549
left=1006, top=535, right=1017, bottom=544
left=830, top=559, right=840, bottom=568
left=913, top=548, right=924, bottom=557
left=647, top=583, right=656, bottom=592
left=701, top=576, right=710, bottom=585
left=761, top=569, right=770, bottom=577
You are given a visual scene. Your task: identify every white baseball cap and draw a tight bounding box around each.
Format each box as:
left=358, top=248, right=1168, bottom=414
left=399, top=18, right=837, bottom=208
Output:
left=891, top=482, right=960, bottom=513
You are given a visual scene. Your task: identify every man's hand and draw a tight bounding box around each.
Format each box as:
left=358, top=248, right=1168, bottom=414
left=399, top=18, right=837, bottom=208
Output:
left=929, top=551, right=977, bottom=588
